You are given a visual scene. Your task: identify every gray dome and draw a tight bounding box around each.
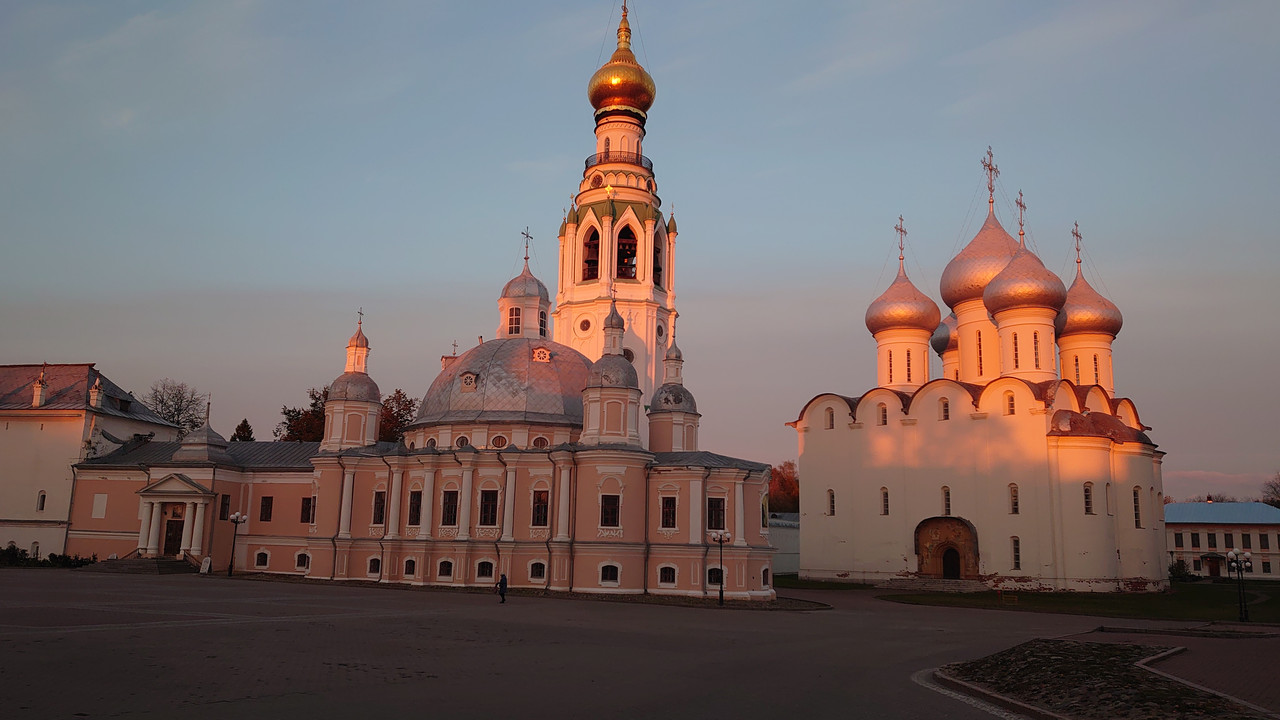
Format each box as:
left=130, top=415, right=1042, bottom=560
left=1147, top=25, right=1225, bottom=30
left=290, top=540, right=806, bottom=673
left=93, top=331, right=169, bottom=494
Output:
left=940, top=209, right=1019, bottom=309
left=664, top=339, right=683, bottom=361
left=501, top=261, right=550, bottom=303
left=330, top=372, right=381, bottom=403
left=413, top=338, right=592, bottom=427
left=650, top=383, right=697, bottom=413
left=1056, top=265, right=1123, bottom=337
left=982, top=245, right=1067, bottom=315
left=588, top=354, right=639, bottom=389
left=604, top=301, right=625, bottom=330
left=931, top=313, right=958, bottom=355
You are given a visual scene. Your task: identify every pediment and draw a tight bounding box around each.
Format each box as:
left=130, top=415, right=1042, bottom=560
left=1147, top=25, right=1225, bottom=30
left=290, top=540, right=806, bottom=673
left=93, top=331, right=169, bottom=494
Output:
left=137, top=473, right=213, bottom=497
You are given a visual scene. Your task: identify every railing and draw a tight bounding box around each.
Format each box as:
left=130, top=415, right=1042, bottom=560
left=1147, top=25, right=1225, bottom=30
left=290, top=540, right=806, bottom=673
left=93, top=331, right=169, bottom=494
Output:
left=584, top=151, right=653, bottom=172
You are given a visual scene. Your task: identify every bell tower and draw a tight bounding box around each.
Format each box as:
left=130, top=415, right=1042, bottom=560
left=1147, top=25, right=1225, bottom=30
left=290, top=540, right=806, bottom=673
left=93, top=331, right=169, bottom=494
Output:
left=553, top=2, right=676, bottom=404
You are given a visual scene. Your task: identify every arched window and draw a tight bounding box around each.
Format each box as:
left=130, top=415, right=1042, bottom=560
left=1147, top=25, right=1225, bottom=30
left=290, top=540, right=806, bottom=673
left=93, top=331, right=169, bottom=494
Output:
left=1033, top=331, right=1041, bottom=369
left=824, top=407, right=835, bottom=430
left=906, top=349, right=912, bottom=383
left=1011, top=537, right=1021, bottom=570
left=1012, top=332, right=1020, bottom=369
left=582, top=228, right=600, bottom=281
left=477, top=561, right=494, bottom=579
left=1083, top=483, right=1095, bottom=515
left=255, top=551, right=269, bottom=568
left=880, top=487, right=889, bottom=516
left=507, top=307, right=521, bottom=335
left=762, top=568, right=770, bottom=587
left=530, top=561, right=546, bottom=580
left=827, top=489, right=836, bottom=516
left=36, top=491, right=46, bottom=512
left=31, top=541, right=40, bottom=559
left=1074, top=355, right=1081, bottom=384
left=426, top=438, right=437, bottom=449
left=295, top=553, right=310, bottom=569
left=1132, top=487, right=1142, bottom=528
left=976, top=331, right=984, bottom=376
left=539, top=311, right=547, bottom=337
left=939, top=398, right=950, bottom=421
left=404, top=558, right=416, bottom=577
left=600, top=564, right=620, bottom=584
left=368, top=557, right=381, bottom=575
left=603, top=137, right=611, bottom=157
left=707, top=567, right=724, bottom=586
left=653, top=242, right=663, bottom=289
left=1093, top=354, right=1100, bottom=384
left=877, top=403, right=888, bottom=426
left=888, top=350, right=893, bottom=384
left=438, top=560, right=453, bottom=578
left=659, top=566, right=676, bottom=584
left=1004, top=392, right=1015, bottom=415
left=942, top=486, right=951, bottom=516
left=616, top=226, right=638, bottom=279
left=1009, top=484, right=1019, bottom=514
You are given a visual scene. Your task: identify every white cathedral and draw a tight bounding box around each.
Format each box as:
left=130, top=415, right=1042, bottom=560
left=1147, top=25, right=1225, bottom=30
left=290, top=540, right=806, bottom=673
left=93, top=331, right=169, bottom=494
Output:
left=792, top=158, right=1168, bottom=592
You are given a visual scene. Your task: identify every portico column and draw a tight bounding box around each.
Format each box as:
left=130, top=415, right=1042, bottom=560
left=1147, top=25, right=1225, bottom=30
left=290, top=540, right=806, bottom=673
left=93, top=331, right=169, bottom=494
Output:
left=555, top=464, right=571, bottom=541
left=137, top=500, right=154, bottom=551
left=338, top=469, right=355, bottom=539
left=421, top=469, right=436, bottom=538
left=500, top=463, right=517, bottom=542
left=146, top=502, right=163, bottom=556
left=734, top=480, right=746, bottom=547
left=457, top=466, right=474, bottom=541
left=190, top=502, right=207, bottom=555
left=179, top=501, right=196, bottom=554
left=386, top=468, right=404, bottom=539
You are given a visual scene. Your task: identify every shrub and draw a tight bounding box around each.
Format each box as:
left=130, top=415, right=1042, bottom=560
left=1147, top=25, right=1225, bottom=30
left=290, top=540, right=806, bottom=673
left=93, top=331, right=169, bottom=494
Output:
left=1168, top=559, right=1194, bottom=582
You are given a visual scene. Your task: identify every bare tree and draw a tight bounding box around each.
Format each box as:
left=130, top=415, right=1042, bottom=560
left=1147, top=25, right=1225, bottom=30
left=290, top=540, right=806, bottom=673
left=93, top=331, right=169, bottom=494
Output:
left=144, top=379, right=208, bottom=437
left=1263, top=473, right=1280, bottom=509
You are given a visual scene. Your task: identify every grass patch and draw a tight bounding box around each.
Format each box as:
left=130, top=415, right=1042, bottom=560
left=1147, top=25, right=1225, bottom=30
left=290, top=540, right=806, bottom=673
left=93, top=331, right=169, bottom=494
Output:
left=883, top=579, right=1280, bottom=622
left=772, top=574, right=874, bottom=590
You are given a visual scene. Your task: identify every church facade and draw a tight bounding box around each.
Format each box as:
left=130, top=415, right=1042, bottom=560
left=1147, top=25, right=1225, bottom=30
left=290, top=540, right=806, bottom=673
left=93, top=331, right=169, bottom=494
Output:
left=792, top=162, right=1167, bottom=592
left=66, top=7, right=776, bottom=601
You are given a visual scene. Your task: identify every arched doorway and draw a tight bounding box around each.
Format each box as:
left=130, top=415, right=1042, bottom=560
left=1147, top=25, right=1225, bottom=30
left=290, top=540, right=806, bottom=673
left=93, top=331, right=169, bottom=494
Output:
left=942, top=548, right=961, bottom=579
left=914, top=516, right=980, bottom=580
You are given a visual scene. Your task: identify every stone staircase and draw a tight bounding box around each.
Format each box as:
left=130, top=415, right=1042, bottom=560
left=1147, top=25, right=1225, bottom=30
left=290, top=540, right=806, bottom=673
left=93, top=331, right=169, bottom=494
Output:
left=79, top=558, right=198, bottom=575
left=875, top=577, right=990, bottom=593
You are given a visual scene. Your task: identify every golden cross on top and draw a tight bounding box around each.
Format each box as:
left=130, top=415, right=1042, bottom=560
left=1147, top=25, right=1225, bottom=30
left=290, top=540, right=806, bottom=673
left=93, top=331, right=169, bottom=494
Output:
left=1072, top=222, right=1083, bottom=265
left=981, top=146, right=1000, bottom=207
left=451, top=339, right=458, bottom=355
left=521, top=227, right=532, bottom=261
left=357, top=307, right=363, bottom=326
left=1016, top=190, right=1026, bottom=242
left=894, top=215, right=907, bottom=261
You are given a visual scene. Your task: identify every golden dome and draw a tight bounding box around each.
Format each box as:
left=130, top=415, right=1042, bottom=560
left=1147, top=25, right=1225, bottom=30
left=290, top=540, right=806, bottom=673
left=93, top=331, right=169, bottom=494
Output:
left=587, top=7, right=656, bottom=114
left=1056, top=264, right=1123, bottom=337
left=939, top=209, right=1020, bottom=309
left=865, top=261, right=941, bottom=336
left=982, top=244, right=1067, bottom=315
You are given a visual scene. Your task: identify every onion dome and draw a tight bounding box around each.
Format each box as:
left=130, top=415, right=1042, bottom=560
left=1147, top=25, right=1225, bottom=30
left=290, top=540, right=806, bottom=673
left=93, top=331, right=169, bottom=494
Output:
left=587, top=6, right=656, bottom=115
left=1056, top=264, right=1123, bottom=337
left=605, top=300, right=625, bottom=329
left=664, top=337, right=683, bottom=362
left=982, top=244, right=1067, bottom=315
left=588, top=353, right=639, bottom=389
left=865, top=261, right=941, bottom=335
left=500, top=260, right=550, bottom=302
left=940, top=209, right=1020, bottom=309
left=666, top=214, right=677, bottom=234
left=931, top=313, right=959, bottom=355
left=330, top=372, right=381, bottom=403
left=348, top=323, right=369, bottom=349
left=412, top=338, right=592, bottom=427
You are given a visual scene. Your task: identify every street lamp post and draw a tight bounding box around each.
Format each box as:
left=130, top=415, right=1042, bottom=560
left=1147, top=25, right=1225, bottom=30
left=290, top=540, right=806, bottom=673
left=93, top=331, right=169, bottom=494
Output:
left=1226, top=549, right=1252, bottom=622
left=227, top=512, right=248, bottom=577
left=709, top=530, right=731, bottom=606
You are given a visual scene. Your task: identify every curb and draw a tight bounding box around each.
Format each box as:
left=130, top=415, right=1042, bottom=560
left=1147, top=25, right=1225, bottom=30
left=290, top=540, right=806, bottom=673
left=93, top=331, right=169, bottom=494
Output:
left=932, top=667, right=1072, bottom=720
left=1135, top=646, right=1280, bottom=720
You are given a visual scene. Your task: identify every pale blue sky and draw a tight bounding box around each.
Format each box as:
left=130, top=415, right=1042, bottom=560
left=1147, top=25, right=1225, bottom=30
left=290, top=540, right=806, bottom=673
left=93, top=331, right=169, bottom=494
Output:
left=3, top=1, right=1277, bottom=498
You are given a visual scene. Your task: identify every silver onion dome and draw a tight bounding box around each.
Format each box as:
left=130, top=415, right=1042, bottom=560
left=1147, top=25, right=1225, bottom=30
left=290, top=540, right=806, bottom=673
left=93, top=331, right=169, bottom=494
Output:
left=1056, top=265, right=1123, bottom=337
left=982, top=245, right=1067, bottom=315
left=865, top=264, right=941, bottom=335
left=940, top=209, right=1020, bottom=309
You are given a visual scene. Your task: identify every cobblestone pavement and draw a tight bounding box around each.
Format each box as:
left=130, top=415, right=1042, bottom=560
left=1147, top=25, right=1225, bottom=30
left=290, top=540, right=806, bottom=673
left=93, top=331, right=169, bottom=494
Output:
left=0, top=570, right=1211, bottom=719
left=1063, top=627, right=1280, bottom=715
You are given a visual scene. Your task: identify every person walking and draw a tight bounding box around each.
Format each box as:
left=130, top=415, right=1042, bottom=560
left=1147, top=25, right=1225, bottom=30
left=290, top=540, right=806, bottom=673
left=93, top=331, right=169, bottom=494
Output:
left=496, top=573, right=508, bottom=603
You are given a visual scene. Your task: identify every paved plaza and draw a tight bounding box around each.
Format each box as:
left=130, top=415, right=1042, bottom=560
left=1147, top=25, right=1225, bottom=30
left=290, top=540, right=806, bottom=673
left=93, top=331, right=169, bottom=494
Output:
left=0, top=570, right=1250, bottom=719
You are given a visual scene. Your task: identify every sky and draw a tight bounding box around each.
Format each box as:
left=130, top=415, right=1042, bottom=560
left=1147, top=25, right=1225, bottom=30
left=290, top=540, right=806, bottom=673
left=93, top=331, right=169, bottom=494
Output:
left=3, top=1, right=1277, bottom=501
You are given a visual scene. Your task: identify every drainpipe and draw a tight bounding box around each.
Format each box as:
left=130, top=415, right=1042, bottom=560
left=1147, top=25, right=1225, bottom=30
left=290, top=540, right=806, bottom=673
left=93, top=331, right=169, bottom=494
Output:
left=378, top=455, right=394, bottom=583
left=701, top=468, right=711, bottom=599
left=643, top=464, right=652, bottom=596
left=567, top=452, right=578, bottom=593
left=495, top=450, right=508, bottom=578
left=332, top=456, right=347, bottom=580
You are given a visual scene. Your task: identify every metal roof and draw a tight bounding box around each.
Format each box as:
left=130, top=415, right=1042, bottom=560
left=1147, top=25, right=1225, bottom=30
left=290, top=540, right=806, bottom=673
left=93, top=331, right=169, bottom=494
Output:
left=650, top=451, right=769, bottom=473
left=1164, top=502, right=1280, bottom=526
left=80, top=440, right=321, bottom=470
left=0, top=363, right=176, bottom=427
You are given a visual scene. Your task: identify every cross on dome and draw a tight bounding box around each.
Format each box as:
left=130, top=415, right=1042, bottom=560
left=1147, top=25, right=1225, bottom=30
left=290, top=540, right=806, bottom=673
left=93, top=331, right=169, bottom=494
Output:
left=1072, top=221, right=1083, bottom=266
left=982, top=146, right=1000, bottom=210
left=521, top=227, right=533, bottom=262
left=894, top=215, right=907, bottom=265
left=1016, top=190, right=1027, bottom=247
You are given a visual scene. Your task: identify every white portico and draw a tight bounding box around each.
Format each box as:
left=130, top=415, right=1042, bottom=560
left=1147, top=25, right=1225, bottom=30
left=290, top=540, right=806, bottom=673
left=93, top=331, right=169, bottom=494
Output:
left=136, top=474, right=215, bottom=558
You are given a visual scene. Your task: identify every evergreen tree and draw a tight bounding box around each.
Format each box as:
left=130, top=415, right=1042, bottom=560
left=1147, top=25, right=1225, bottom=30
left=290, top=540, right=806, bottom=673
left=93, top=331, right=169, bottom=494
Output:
left=230, top=418, right=255, bottom=442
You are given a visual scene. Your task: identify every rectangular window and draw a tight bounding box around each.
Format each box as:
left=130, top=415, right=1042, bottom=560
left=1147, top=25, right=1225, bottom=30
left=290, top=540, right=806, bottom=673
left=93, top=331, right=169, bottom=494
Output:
left=407, top=491, right=422, bottom=526
left=600, top=494, right=620, bottom=527
left=372, top=491, right=387, bottom=525
left=1084, top=485, right=1094, bottom=515
left=1009, top=486, right=1019, bottom=515
left=91, top=493, right=108, bottom=519
left=1191, top=532, right=1200, bottom=549
left=441, top=490, right=459, bottom=526
left=1261, top=533, right=1271, bottom=550
left=219, top=494, right=230, bottom=521
left=1224, top=532, right=1234, bottom=549
left=1242, top=533, right=1252, bottom=550
left=1264, top=561, right=1272, bottom=574
left=1132, top=489, right=1141, bottom=528
left=1174, top=532, right=1184, bottom=549
left=1193, top=559, right=1202, bottom=572
left=300, top=497, right=314, bottom=523
left=531, top=490, right=549, bottom=527
left=479, top=490, right=498, bottom=526
left=1012, top=537, right=1021, bottom=570
left=707, top=497, right=726, bottom=531
left=660, top=496, right=677, bottom=528
left=1208, top=533, right=1217, bottom=549
left=259, top=496, right=273, bottom=522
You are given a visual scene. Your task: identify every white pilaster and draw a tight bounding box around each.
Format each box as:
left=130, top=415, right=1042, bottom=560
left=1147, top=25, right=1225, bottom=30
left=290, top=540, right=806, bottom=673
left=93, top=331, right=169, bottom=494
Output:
left=421, top=469, right=436, bottom=538
left=339, top=469, right=355, bottom=539
left=689, top=477, right=703, bottom=540
left=733, top=481, right=746, bottom=547
left=501, top=464, right=517, bottom=542
left=386, top=468, right=404, bottom=539
left=555, top=464, right=571, bottom=541
left=458, top=466, right=474, bottom=541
